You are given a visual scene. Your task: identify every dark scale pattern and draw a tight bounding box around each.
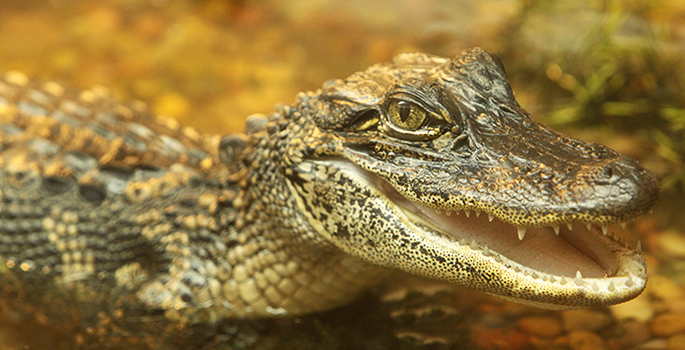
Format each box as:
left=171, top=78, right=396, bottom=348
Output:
left=0, top=48, right=659, bottom=349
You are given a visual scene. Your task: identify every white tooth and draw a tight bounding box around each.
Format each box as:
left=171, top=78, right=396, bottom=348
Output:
left=592, top=282, right=600, bottom=291
left=470, top=239, right=479, bottom=250
left=549, top=276, right=556, bottom=283
left=445, top=210, right=452, bottom=216
left=482, top=245, right=491, bottom=256
left=465, top=210, right=471, bottom=218
left=435, top=209, right=442, bottom=214
left=475, top=210, right=481, bottom=217
left=514, top=266, right=521, bottom=273
left=626, top=277, right=634, bottom=287
left=620, top=222, right=627, bottom=229
left=531, top=272, right=538, bottom=279
left=575, top=271, right=583, bottom=286
left=601, top=225, right=609, bottom=236
left=636, top=240, right=642, bottom=254
left=586, top=223, right=592, bottom=231
left=560, top=277, right=567, bottom=285
left=553, top=225, right=560, bottom=235
left=567, top=222, right=573, bottom=231
left=517, top=227, right=526, bottom=241
left=608, top=281, right=616, bottom=292
left=494, top=255, right=503, bottom=263
left=488, top=214, right=494, bottom=222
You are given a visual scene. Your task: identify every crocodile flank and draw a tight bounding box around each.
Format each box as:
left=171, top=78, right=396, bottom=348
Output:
left=0, top=48, right=659, bottom=347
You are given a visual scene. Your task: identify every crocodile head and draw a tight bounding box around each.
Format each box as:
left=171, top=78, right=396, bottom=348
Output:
left=284, top=47, right=659, bottom=309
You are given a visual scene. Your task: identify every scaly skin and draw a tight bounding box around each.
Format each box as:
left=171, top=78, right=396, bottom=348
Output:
left=0, top=48, right=658, bottom=348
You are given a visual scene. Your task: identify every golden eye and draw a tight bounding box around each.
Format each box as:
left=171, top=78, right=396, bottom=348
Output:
left=388, top=100, right=427, bottom=131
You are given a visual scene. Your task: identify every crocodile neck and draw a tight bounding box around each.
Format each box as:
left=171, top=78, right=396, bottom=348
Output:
left=210, top=97, right=385, bottom=318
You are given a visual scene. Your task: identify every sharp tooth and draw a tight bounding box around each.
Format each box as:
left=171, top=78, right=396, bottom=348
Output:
left=585, top=223, right=592, bottom=231
left=636, top=240, right=642, bottom=254
left=445, top=210, right=452, bottom=216
left=601, top=225, right=609, bottom=236
left=514, top=266, right=521, bottom=273
left=482, top=245, right=491, bottom=256
left=531, top=272, right=538, bottom=279
left=470, top=239, right=479, bottom=250
left=517, top=227, right=526, bottom=241
left=435, top=209, right=442, bottom=214
left=575, top=271, right=583, bottom=286
left=465, top=210, right=471, bottom=218
left=567, top=222, right=573, bottom=231
left=620, top=222, right=627, bottom=229
left=592, top=282, right=599, bottom=291
left=553, top=225, right=560, bottom=235
left=549, top=276, right=556, bottom=283
left=608, top=281, right=616, bottom=292
left=560, top=277, right=567, bottom=285
left=475, top=210, right=481, bottom=217
left=488, top=214, right=494, bottom=222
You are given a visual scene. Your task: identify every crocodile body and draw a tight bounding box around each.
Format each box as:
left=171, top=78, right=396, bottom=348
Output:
left=0, top=48, right=659, bottom=348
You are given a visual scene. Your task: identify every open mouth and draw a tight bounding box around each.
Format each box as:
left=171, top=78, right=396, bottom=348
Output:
left=380, top=178, right=638, bottom=278
left=328, top=160, right=648, bottom=307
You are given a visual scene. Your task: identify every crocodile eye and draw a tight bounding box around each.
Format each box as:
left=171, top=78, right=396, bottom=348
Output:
left=388, top=100, right=426, bottom=131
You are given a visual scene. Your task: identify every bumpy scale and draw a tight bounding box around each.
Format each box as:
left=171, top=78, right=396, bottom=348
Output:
left=0, top=48, right=659, bottom=347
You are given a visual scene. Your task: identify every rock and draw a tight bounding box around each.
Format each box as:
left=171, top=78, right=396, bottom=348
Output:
left=618, top=320, right=651, bottom=348
left=668, top=333, right=685, bottom=350
left=517, top=316, right=562, bottom=338
left=567, top=330, right=606, bottom=350
left=562, top=309, right=612, bottom=331
left=652, top=313, right=685, bottom=337
left=470, top=327, right=530, bottom=350
left=610, top=293, right=654, bottom=322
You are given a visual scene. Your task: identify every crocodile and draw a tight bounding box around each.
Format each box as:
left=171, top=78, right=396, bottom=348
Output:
left=0, top=48, right=659, bottom=348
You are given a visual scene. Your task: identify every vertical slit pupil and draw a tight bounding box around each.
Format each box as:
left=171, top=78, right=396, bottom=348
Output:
left=398, top=102, right=411, bottom=122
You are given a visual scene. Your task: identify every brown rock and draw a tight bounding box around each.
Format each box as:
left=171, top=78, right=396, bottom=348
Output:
left=668, top=333, right=685, bottom=350
left=471, top=327, right=530, bottom=350
left=567, top=330, right=606, bottom=350
left=652, top=313, right=685, bottom=337
left=517, top=316, right=562, bottom=338
left=619, top=320, right=650, bottom=348
left=562, top=309, right=612, bottom=331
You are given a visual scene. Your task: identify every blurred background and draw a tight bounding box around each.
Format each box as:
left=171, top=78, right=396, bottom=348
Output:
left=1, top=0, right=685, bottom=349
